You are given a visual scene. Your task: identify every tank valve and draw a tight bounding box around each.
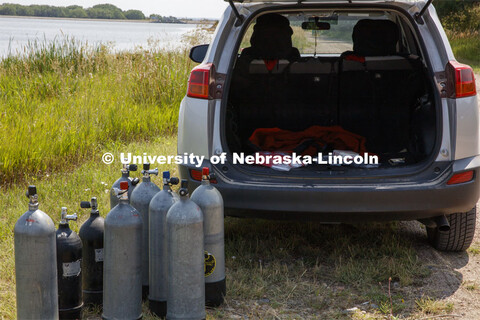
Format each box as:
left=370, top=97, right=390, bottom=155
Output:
left=113, top=181, right=130, bottom=199
left=60, top=207, right=78, bottom=224
left=202, top=167, right=209, bottom=180
left=26, top=185, right=37, bottom=198
left=142, top=163, right=159, bottom=177
left=122, top=163, right=138, bottom=173
left=26, top=185, right=39, bottom=209
left=163, top=171, right=180, bottom=186
left=179, top=179, right=189, bottom=197
left=80, top=197, right=99, bottom=214
left=201, top=167, right=216, bottom=182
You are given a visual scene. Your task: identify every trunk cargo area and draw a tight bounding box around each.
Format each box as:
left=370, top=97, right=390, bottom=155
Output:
left=226, top=54, right=436, bottom=171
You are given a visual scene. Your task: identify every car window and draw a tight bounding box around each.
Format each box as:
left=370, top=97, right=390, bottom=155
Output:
left=239, top=11, right=396, bottom=56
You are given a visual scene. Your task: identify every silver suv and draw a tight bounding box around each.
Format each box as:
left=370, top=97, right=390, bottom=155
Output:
left=177, top=0, right=479, bottom=251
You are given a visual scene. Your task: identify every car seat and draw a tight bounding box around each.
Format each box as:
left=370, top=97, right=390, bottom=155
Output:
left=229, top=13, right=301, bottom=150
left=338, top=19, right=425, bottom=155
left=240, top=13, right=300, bottom=64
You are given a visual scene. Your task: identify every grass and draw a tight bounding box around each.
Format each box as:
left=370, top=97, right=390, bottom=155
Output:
left=448, top=31, right=480, bottom=72
left=0, top=134, right=444, bottom=320
left=463, top=281, right=479, bottom=291
left=467, top=243, right=480, bottom=255
left=0, top=140, right=436, bottom=319
left=415, top=297, right=454, bottom=315
left=442, top=2, right=480, bottom=72
left=0, top=36, right=194, bottom=185
left=0, top=137, right=178, bottom=320
left=0, top=24, right=478, bottom=320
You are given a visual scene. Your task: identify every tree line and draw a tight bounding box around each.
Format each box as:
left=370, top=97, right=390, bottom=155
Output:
left=0, top=3, right=184, bottom=23
left=435, top=0, right=480, bottom=33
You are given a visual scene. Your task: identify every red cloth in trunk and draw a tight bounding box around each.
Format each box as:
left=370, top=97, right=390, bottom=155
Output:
left=248, top=125, right=368, bottom=156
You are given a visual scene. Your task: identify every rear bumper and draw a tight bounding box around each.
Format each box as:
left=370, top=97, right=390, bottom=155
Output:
left=179, top=157, right=480, bottom=222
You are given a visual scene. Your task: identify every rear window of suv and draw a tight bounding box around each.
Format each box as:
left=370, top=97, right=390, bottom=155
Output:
left=239, top=11, right=399, bottom=56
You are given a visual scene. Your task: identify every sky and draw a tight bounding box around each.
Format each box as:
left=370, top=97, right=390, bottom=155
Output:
left=8, top=0, right=230, bottom=19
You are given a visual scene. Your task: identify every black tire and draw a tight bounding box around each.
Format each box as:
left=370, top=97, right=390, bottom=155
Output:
left=426, top=207, right=476, bottom=251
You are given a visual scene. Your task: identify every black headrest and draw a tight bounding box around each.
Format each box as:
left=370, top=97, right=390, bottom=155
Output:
left=254, top=13, right=292, bottom=32
left=352, top=19, right=399, bottom=56
left=249, top=13, right=296, bottom=60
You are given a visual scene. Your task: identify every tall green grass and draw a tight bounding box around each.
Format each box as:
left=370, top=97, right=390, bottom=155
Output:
left=0, top=37, right=193, bottom=185
left=449, top=31, right=480, bottom=72
left=0, top=137, right=178, bottom=320
left=440, top=2, right=480, bottom=72
left=0, top=136, right=434, bottom=320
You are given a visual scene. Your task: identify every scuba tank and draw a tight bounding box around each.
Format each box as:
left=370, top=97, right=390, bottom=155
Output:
left=110, top=163, right=139, bottom=209
left=103, top=181, right=143, bottom=320
left=56, top=207, right=83, bottom=320
left=166, top=180, right=205, bottom=320
left=148, top=171, right=179, bottom=317
left=14, top=186, right=59, bottom=320
left=130, top=163, right=160, bottom=299
left=191, top=167, right=226, bottom=307
left=79, top=197, right=104, bottom=306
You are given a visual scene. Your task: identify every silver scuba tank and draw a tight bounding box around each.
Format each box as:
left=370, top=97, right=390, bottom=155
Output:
left=191, top=167, right=226, bottom=307
left=103, top=181, right=143, bottom=320
left=148, top=171, right=179, bottom=318
left=166, top=180, right=205, bottom=320
left=14, top=185, right=59, bottom=320
left=79, top=197, right=104, bottom=306
left=130, top=163, right=160, bottom=299
left=55, top=207, right=83, bottom=320
left=110, top=163, right=139, bottom=209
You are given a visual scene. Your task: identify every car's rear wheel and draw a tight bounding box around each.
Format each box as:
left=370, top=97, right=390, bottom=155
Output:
left=427, top=207, right=476, bottom=251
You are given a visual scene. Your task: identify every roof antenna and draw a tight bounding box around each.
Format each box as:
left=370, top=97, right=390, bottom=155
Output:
left=228, top=0, right=245, bottom=26
left=414, top=0, right=434, bottom=25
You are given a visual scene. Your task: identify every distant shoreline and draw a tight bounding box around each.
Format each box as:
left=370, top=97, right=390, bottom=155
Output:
left=0, top=15, right=203, bottom=24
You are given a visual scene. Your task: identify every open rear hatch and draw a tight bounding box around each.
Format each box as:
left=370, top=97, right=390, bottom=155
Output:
left=223, top=5, right=439, bottom=178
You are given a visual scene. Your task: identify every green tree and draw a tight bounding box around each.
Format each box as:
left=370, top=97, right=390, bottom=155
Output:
left=435, top=0, right=479, bottom=19
left=149, top=14, right=162, bottom=21
left=0, top=4, right=17, bottom=16
left=15, top=5, right=33, bottom=16
left=437, top=1, right=480, bottom=32
left=124, top=9, right=145, bottom=20
left=30, top=5, right=60, bottom=17
left=66, top=5, right=83, bottom=10
left=88, top=4, right=125, bottom=19
left=0, top=3, right=151, bottom=21
left=67, top=7, right=88, bottom=18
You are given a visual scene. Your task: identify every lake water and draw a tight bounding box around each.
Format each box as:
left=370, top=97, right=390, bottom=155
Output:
left=0, top=16, right=199, bottom=56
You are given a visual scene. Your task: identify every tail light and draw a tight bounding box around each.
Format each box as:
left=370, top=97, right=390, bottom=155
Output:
left=187, top=63, right=215, bottom=99
left=447, top=170, right=474, bottom=185
left=190, top=169, right=203, bottom=181
left=446, top=61, right=477, bottom=98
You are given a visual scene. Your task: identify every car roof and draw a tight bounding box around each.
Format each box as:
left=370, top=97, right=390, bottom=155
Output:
left=224, top=0, right=427, bottom=12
